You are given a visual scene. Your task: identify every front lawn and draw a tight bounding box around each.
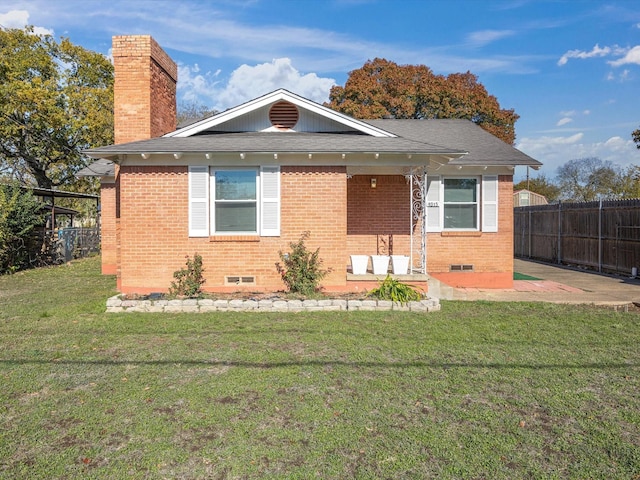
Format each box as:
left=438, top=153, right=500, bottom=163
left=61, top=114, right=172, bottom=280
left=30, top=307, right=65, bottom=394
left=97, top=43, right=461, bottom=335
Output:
left=0, top=257, right=638, bottom=479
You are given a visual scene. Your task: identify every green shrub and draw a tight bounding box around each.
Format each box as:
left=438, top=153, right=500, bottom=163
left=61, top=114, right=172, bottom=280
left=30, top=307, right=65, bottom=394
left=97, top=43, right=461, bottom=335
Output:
left=367, top=275, right=423, bottom=305
left=0, top=183, right=44, bottom=274
left=276, top=231, right=330, bottom=296
left=169, top=253, right=205, bottom=297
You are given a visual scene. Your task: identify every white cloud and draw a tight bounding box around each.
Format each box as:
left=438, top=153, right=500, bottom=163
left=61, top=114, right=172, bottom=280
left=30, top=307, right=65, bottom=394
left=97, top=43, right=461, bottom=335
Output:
left=608, top=45, right=640, bottom=66
left=517, top=133, right=640, bottom=179
left=557, top=44, right=611, bottom=66
left=556, top=117, right=573, bottom=126
left=467, top=29, right=515, bottom=47
left=0, top=9, right=53, bottom=35
left=177, top=58, right=336, bottom=111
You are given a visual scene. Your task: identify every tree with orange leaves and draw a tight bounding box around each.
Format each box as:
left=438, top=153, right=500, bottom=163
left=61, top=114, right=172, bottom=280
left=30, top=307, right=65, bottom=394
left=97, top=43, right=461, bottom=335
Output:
left=326, top=58, right=519, bottom=145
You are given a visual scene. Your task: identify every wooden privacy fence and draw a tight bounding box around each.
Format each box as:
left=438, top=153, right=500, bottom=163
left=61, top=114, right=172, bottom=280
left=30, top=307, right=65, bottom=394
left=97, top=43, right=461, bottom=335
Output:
left=514, top=199, right=640, bottom=276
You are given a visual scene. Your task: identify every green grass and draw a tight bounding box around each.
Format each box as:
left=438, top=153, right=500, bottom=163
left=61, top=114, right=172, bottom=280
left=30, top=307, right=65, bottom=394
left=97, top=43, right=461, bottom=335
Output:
left=514, top=272, right=542, bottom=280
left=1, top=256, right=639, bottom=479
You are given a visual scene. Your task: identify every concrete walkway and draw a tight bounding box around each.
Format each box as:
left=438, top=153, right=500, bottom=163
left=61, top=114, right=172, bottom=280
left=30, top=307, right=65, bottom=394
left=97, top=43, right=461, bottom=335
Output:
left=434, top=259, right=640, bottom=306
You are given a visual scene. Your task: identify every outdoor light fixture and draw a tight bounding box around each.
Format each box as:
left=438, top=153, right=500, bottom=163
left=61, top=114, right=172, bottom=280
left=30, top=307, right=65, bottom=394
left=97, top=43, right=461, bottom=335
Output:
left=371, top=178, right=377, bottom=188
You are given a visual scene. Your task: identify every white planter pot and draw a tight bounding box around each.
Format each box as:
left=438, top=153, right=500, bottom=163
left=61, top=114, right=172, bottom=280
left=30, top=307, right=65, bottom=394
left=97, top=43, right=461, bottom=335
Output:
left=371, top=255, right=390, bottom=275
left=391, top=255, right=410, bottom=275
left=350, top=255, right=369, bottom=275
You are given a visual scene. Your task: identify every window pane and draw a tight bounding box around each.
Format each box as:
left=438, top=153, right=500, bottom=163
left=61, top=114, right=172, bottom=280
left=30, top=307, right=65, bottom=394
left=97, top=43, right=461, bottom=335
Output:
left=215, top=170, right=256, bottom=200
left=444, top=178, right=477, bottom=202
left=215, top=203, right=257, bottom=232
left=444, top=205, right=477, bottom=229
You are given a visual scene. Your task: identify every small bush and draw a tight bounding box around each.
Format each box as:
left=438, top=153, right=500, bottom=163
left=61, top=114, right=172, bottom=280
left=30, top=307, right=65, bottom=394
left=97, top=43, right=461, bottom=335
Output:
left=169, top=253, right=205, bottom=297
left=276, top=232, right=330, bottom=296
left=367, top=275, right=423, bottom=305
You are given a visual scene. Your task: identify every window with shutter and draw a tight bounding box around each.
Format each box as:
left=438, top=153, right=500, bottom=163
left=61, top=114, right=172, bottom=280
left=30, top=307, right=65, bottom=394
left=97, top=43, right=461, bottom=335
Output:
left=428, top=175, right=497, bottom=233
left=188, top=166, right=281, bottom=237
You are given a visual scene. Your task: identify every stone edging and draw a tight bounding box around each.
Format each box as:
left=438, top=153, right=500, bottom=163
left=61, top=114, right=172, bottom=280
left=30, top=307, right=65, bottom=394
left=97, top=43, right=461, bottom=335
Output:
left=106, top=296, right=441, bottom=313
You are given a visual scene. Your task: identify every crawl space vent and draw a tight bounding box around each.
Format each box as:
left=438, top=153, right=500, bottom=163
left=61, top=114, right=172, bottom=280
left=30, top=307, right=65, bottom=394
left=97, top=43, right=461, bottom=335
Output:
left=225, top=276, right=256, bottom=286
left=450, top=264, right=474, bottom=272
left=269, top=101, right=299, bottom=130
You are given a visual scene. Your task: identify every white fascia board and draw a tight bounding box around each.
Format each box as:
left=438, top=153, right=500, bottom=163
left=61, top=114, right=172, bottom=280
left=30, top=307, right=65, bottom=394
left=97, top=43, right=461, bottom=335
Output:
left=165, top=89, right=397, bottom=138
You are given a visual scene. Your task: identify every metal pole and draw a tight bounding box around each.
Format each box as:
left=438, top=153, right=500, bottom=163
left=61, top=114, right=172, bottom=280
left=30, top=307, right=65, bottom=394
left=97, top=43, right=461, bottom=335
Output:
left=598, top=199, right=602, bottom=273
left=557, top=202, right=562, bottom=264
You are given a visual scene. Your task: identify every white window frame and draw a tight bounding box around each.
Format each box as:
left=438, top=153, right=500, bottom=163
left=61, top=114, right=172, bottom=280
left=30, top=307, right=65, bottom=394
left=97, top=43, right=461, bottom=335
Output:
left=442, top=176, right=480, bottom=231
left=211, top=167, right=259, bottom=235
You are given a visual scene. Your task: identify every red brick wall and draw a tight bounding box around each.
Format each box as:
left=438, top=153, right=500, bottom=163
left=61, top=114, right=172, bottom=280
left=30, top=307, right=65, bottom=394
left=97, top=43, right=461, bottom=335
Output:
left=427, top=175, right=514, bottom=288
left=346, top=175, right=412, bottom=258
left=116, top=165, right=348, bottom=293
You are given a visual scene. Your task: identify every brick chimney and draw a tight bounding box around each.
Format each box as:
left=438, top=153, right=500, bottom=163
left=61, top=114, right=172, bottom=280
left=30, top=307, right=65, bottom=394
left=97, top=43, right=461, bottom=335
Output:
left=101, top=36, right=177, bottom=278
left=112, top=35, right=177, bottom=143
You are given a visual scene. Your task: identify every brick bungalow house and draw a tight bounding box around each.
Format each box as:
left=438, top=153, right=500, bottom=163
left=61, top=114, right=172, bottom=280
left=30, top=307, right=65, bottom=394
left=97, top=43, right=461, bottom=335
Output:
left=82, top=35, right=541, bottom=295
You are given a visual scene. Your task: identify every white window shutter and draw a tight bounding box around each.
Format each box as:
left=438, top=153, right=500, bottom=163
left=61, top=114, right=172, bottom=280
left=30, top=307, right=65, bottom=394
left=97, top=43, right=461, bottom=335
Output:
left=482, top=175, right=498, bottom=232
left=260, top=166, right=280, bottom=236
left=188, top=166, right=209, bottom=237
left=426, top=175, right=442, bottom=232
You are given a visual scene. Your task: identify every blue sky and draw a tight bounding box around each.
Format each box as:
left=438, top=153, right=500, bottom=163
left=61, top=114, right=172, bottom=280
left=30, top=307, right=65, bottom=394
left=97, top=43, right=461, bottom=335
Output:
left=1, top=0, right=640, bottom=181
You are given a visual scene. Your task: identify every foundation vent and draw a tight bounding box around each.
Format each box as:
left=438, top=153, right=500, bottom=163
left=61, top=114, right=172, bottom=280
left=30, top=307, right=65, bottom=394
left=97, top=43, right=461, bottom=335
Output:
left=225, top=276, right=256, bottom=286
left=450, top=264, right=474, bottom=272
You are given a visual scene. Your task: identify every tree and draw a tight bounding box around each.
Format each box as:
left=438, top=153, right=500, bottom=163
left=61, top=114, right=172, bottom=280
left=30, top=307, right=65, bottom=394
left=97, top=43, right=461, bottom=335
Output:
left=633, top=126, right=640, bottom=149
left=513, top=174, right=561, bottom=203
left=0, top=27, right=113, bottom=191
left=325, top=58, right=519, bottom=144
left=556, top=157, right=625, bottom=201
left=177, top=102, right=217, bottom=127
left=0, top=182, right=44, bottom=273
left=617, top=165, right=640, bottom=199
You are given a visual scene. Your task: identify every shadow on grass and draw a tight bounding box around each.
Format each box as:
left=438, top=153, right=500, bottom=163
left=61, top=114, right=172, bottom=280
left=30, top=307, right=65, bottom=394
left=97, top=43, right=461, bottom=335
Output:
left=0, top=358, right=636, bottom=370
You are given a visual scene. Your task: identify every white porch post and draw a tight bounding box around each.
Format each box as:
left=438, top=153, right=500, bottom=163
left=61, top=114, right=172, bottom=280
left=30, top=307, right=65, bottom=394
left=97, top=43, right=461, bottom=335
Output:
left=408, top=167, right=428, bottom=274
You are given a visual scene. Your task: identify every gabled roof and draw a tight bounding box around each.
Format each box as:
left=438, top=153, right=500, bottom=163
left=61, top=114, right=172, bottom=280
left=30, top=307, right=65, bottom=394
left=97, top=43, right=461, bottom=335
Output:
left=166, top=89, right=396, bottom=138
left=83, top=89, right=542, bottom=171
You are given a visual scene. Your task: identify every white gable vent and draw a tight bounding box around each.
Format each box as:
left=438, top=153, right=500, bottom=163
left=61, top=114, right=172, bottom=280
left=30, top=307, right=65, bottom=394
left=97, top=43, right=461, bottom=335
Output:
left=269, top=101, right=299, bottom=130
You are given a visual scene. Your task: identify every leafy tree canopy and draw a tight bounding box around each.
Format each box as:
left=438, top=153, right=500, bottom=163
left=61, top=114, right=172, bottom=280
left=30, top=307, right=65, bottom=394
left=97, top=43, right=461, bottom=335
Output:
left=633, top=126, right=640, bottom=149
left=513, top=174, right=561, bottom=203
left=325, top=58, right=519, bottom=144
left=0, top=27, right=114, bottom=192
left=556, top=157, right=634, bottom=201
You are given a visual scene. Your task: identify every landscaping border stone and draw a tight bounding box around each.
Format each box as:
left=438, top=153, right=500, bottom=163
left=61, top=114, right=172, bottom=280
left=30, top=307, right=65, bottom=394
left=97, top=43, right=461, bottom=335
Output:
left=105, top=295, right=441, bottom=313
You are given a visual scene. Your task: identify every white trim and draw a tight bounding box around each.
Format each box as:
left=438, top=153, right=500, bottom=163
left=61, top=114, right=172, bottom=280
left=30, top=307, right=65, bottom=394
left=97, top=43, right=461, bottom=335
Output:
left=166, top=89, right=397, bottom=139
